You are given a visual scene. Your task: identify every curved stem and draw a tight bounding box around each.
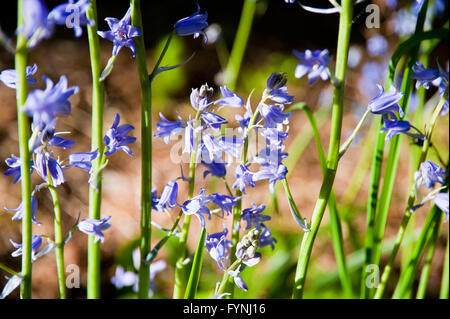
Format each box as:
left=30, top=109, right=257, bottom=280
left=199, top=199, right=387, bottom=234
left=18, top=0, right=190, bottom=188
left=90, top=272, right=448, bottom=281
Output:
left=15, top=0, right=33, bottom=299
left=225, top=0, right=257, bottom=90
left=86, top=0, right=105, bottom=299
left=130, top=0, right=153, bottom=299
left=416, top=214, right=441, bottom=299
left=292, top=0, right=353, bottom=299
left=173, top=110, right=201, bottom=298
left=46, top=163, right=66, bottom=299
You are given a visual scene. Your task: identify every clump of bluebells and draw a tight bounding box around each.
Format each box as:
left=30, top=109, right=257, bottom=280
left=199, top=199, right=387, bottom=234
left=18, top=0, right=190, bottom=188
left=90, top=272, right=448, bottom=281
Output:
left=152, top=72, right=304, bottom=294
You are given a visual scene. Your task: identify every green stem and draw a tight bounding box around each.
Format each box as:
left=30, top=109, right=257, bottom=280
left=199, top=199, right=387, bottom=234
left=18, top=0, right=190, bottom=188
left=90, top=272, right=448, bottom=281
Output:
left=338, top=108, right=371, bottom=157
left=130, top=0, right=153, bottom=299
left=374, top=92, right=446, bottom=299
left=15, top=0, right=32, bottom=299
left=86, top=0, right=105, bottom=299
left=184, top=227, right=207, bottom=298
left=392, top=206, right=442, bottom=298
left=292, top=0, right=353, bottom=299
left=440, top=235, right=449, bottom=299
left=173, top=111, right=201, bottom=299
left=416, top=214, right=441, bottom=299
left=0, top=263, right=20, bottom=278
left=225, top=0, right=257, bottom=90
left=46, top=165, right=66, bottom=299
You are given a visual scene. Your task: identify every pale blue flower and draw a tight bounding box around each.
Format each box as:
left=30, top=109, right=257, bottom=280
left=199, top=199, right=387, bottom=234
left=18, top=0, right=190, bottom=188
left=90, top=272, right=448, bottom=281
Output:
left=205, top=225, right=232, bottom=270
left=5, top=196, right=40, bottom=225
left=10, top=235, right=42, bottom=260
left=293, top=49, right=330, bottom=85
left=214, top=85, right=244, bottom=109
left=78, top=216, right=111, bottom=243
left=104, top=113, right=136, bottom=156
left=0, top=64, right=37, bottom=89
left=242, top=203, right=270, bottom=230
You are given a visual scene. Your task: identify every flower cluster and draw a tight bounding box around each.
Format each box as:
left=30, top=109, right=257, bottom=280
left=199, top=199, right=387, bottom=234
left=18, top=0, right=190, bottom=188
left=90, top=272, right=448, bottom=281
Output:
left=152, top=73, right=296, bottom=293
left=2, top=65, right=136, bottom=261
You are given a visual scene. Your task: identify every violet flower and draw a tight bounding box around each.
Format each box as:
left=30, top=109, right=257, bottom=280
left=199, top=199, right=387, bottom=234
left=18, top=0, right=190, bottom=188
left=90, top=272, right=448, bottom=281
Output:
left=0, top=64, right=37, bottom=89
left=155, top=180, right=178, bottom=211
left=232, top=164, right=255, bottom=194
left=253, top=163, right=288, bottom=194
left=180, top=189, right=212, bottom=227
left=242, top=203, right=270, bottom=230
left=68, top=149, right=99, bottom=175
left=5, top=196, right=40, bottom=225
left=23, top=75, right=79, bottom=129
left=434, top=193, right=449, bottom=222
left=214, top=85, right=244, bottom=109
left=209, top=193, right=241, bottom=217
left=293, top=49, right=330, bottom=85
left=78, top=216, right=111, bottom=243
left=190, top=84, right=213, bottom=111
left=153, top=113, right=184, bottom=144
left=368, top=84, right=404, bottom=118
left=19, top=0, right=54, bottom=47
left=412, top=61, right=441, bottom=90
left=4, top=154, right=33, bottom=184
left=201, top=158, right=227, bottom=179
left=380, top=113, right=411, bottom=140
left=47, top=0, right=93, bottom=37
left=10, top=235, right=42, bottom=260
left=416, top=160, right=447, bottom=189
left=200, top=112, right=227, bottom=131
left=174, top=3, right=208, bottom=43
left=97, top=7, right=142, bottom=57
left=35, top=149, right=65, bottom=186
left=104, top=113, right=136, bottom=156
left=259, top=103, right=291, bottom=128
left=259, top=226, right=277, bottom=250
left=205, top=225, right=233, bottom=270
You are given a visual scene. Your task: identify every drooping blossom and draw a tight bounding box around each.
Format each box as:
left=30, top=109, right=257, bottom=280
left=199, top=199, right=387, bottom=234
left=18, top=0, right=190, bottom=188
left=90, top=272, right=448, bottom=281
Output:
left=104, top=113, right=136, bottom=156
left=78, top=216, right=111, bottom=243
left=0, top=64, right=37, bottom=89
left=293, top=49, right=330, bottom=85
left=174, top=3, right=208, bottom=43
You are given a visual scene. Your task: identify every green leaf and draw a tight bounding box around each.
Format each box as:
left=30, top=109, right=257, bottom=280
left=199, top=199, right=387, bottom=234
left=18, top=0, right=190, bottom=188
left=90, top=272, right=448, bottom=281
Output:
left=184, top=227, right=207, bottom=299
left=149, top=52, right=196, bottom=82
left=99, top=55, right=117, bottom=82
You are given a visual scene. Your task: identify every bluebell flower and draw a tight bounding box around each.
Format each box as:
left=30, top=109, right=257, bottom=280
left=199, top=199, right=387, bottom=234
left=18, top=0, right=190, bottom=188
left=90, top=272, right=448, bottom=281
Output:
left=267, top=86, right=294, bottom=104
left=253, top=163, right=288, bottom=193
left=232, top=164, right=255, bottom=194
left=266, top=72, right=288, bottom=92
left=19, top=0, right=54, bottom=47
left=285, top=0, right=296, bottom=3
left=242, top=203, right=270, bottom=230
left=104, top=113, right=136, bottom=156
left=391, top=9, right=417, bottom=37
left=259, top=103, right=291, bottom=128
left=209, top=193, right=241, bottom=217
left=366, top=35, right=388, bottom=57
left=434, top=193, right=449, bottom=222
left=214, top=85, right=244, bottom=109
left=253, top=146, right=288, bottom=167
left=0, top=64, right=37, bottom=89
left=151, top=189, right=160, bottom=211
left=10, top=235, right=42, bottom=260
left=358, top=62, right=388, bottom=98
left=111, top=266, right=138, bottom=289
left=35, top=149, right=65, bottom=186
left=47, top=134, right=75, bottom=149
left=259, top=226, right=277, bottom=250
left=190, top=84, right=213, bottom=111
left=184, top=120, right=195, bottom=154
left=155, top=180, right=178, bottom=211
left=205, top=225, right=233, bottom=270
left=97, top=7, right=142, bottom=57
left=412, top=61, right=441, bottom=90
left=293, top=49, right=330, bottom=85
left=5, top=196, right=40, bottom=225
left=68, top=149, right=99, bottom=175
left=201, top=158, right=227, bottom=179
left=228, top=268, right=248, bottom=291
left=201, top=112, right=227, bottom=131
left=202, top=134, right=243, bottom=160
left=48, top=0, right=93, bottom=37
left=262, top=127, right=289, bottom=146
left=380, top=113, right=411, bottom=140
left=154, top=113, right=184, bottom=144
left=174, top=3, right=208, bottom=43
left=4, top=155, right=33, bottom=184
left=416, top=160, right=447, bottom=189
left=202, top=134, right=224, bottom=160
left=180, top=189, right=212, bottom=227
left=23, top=75, right=79, bottom=129
left=78, top=216, right=111, bottom=243
left=368, top=84, right=404, bottom=118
